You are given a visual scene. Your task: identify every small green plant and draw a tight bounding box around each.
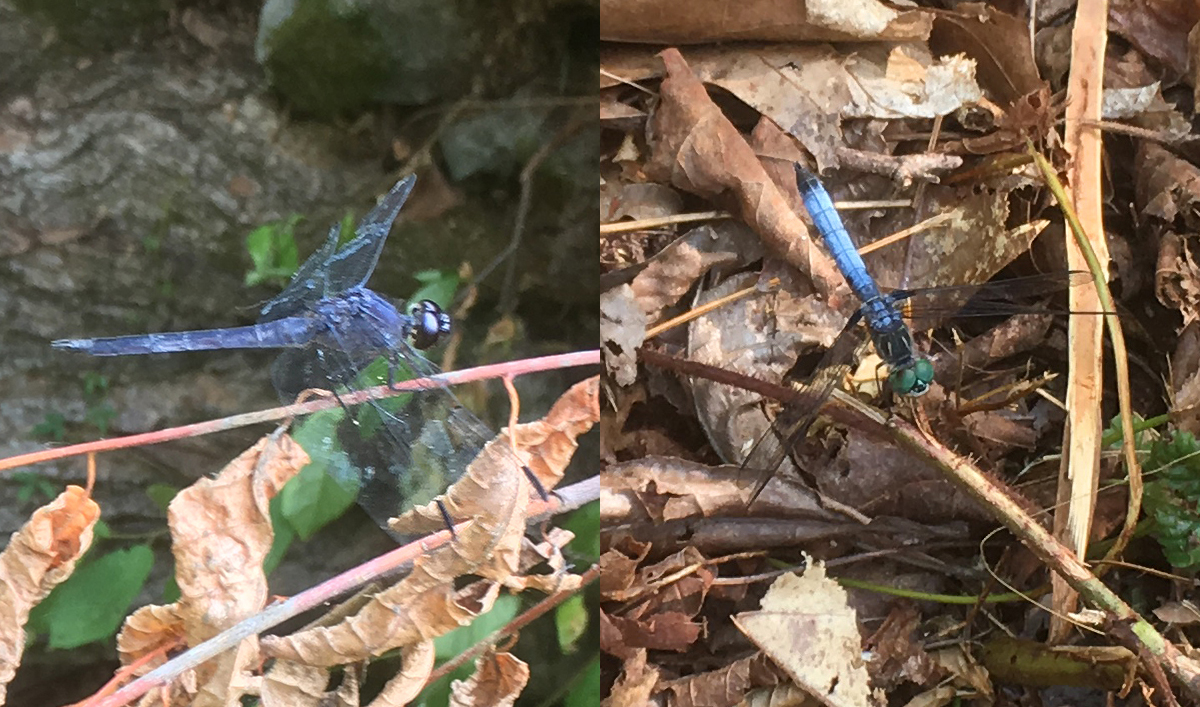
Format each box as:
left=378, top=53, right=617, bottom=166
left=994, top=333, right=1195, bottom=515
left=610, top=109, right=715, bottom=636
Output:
left=83, top=372, right=116, bottom=436
left=12, top=471, right=58, bottom=505
left=36, top=374, right=117, bottom=441
left=245, top=214, right=303, bottom=288
left=1143, top=430, right=1200, bottom=571
left=32, top=411, right=66, bottom=442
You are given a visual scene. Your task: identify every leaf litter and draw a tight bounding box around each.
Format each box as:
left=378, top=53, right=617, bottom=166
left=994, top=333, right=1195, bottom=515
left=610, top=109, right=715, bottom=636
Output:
left=602, top=0, right=1200, bottom=702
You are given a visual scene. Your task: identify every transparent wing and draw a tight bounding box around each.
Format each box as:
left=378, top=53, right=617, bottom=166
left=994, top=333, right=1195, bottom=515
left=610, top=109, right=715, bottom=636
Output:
left=889, top=271, right=1093, bottom=329
left=259, top=224, right=342, bottom=322
left=272, top=335, right=508, bottom=537
left=741, top=310, right=868, bottom=504
left=260, top=175, right=417, bottom=322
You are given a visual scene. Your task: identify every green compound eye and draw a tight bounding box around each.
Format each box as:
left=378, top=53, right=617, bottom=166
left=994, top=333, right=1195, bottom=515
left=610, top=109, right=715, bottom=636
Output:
left=890, top=359, right=935, bottom=397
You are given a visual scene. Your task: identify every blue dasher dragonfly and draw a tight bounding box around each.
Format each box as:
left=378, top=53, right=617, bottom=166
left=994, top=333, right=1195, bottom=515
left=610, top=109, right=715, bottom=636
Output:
left=741, top=164, right=1088, bottom=495
left=53, top=175, right=511, bottom=534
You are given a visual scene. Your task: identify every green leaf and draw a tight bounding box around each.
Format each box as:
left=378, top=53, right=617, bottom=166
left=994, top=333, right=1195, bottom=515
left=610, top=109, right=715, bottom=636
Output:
left=30, top=545, right=154, bottom=649
left=564, top=659, right=601, bottom=707
left=281, top=407, right=359, bottom=539
left=560, top=501, right=600, bottom=562
left=410, top=269, right=460, bottom=310
left=145, top=483, right=178, bottom=513
left=245, top=215, right=302, bottom=287
left=555, top=594, right=588, bottom=653
left=82, top=372, right=109, bottom=399
left=263, top=494, right=296, bottom=575
left=1144, top=430, right=1200, bottom=570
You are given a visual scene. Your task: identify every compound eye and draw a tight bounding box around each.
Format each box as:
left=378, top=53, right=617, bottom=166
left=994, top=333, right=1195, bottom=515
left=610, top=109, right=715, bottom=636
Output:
left=409, top=300, right=451, bottom=349
left=889, top=367, right=918, bottom=396
left=889, top=359, right=934, bottom=397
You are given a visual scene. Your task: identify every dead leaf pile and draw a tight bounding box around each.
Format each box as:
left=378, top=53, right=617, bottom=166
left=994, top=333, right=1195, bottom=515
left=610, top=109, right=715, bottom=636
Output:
left=603, top=0, right=1200, bottom=702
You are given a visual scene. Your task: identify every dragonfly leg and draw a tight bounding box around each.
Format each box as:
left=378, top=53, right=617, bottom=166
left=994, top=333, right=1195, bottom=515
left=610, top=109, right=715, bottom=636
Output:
left=525, top=467, right=549, bottom=500
left=386, top=354, right=399, bottom=389
left=435, top=499, right=457, bottom=539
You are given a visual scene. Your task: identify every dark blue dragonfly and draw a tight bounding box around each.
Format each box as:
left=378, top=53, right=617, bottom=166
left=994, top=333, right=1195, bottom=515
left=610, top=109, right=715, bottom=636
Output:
left=53, top=175, right=505, bottom=534
left=741, top=164, right=1087, bottom=494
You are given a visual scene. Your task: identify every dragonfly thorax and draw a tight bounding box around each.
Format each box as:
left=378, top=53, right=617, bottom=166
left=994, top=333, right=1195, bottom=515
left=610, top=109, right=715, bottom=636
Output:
left=868, top=323, right=933, bottom=397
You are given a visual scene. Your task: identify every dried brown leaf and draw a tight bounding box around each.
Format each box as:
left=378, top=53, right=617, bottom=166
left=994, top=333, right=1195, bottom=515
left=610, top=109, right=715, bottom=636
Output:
left=645, top=48, right=846, bottom=300
left=0, top=485, right=100, bottom=702
left=604, top=649, right=659, bottom=707
left=371, top=641, right=435, bottom=707
left=602, top=457, right=828, bottom=526
left=733, top=565, right=877, bottom=707
left=512, top=375, right=599, bottom=495
left=113, top=432, right=308, bottom=704
left=605, top=611, right=702, bottom=653
left=262, top=578, right=501, bottom=665
left=662, top=653, right=785, bottom=707
left=862, top=604, right=942, bottom=690
left=448, top=651, right=529, bottom=707
left=599, top=549, right=640, bottom=601
left=170, top=432, right=309, bottom=642
left=260, top=659, right=336, bottom=707
left=504, top=530, right=583, bottom=594
left=930, top=4, right=1046, bottom=106
left=682, top=44, right=979, bottom=169
left=391, top=375, right=598, bottom=540
left=117, top=604, right=187, bottom=673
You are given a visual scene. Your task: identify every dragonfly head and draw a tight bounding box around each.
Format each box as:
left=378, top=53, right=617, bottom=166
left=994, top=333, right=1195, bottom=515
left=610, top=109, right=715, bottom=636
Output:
left=888, top=358, right=934, bottom=397
left=408, top=300, right=452, bottom=349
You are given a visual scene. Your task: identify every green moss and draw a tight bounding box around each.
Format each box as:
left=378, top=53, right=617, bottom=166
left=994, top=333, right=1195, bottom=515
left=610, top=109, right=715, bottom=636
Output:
left=262, top=0, right=391, bottom=120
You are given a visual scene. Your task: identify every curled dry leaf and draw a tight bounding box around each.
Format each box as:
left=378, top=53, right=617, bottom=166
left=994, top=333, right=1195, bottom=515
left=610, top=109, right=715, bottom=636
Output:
left=510, top=375, right=599, bottom=493
left=0, top=485, right=100, bottom=703
left=605, top=648, right=659, bottom=705
left=261, top=660, right=362, bottom=707
left=675, top=44, right=980, bottom=169
left=260, top=659, right=332, bottom=707
left=369, top=641, right=435, bottom=707
left=449, top=651, right=530, bottom=707
left=645, top=48, right=846, bottom=301
left=505, top=528, right=582, bottom=594
left=116, top=604, right=187, bottom=672
left=602, top=456, right=829, bottom=526
left=113, top=432, right=309, bottom=704
left=261, top=579, right=501, bottom=666
left=626, top=223, right=765, bottom=323
left=600, top=546, right=710, bottom=659
left=170, top=432, right=310, bottom=642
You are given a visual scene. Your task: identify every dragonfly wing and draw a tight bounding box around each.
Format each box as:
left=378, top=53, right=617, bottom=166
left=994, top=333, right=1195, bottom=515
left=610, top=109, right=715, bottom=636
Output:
left=260, top=224, right=343, bottom=322
left=271, top=330, right=510, bottom=538
left=892, top=271, right=1092, bottom=329
left=322, top=175, right=416, bottom=294
left=743, top=311, right=867, bottom=503
left=258, top=175, right=417, bottom=323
